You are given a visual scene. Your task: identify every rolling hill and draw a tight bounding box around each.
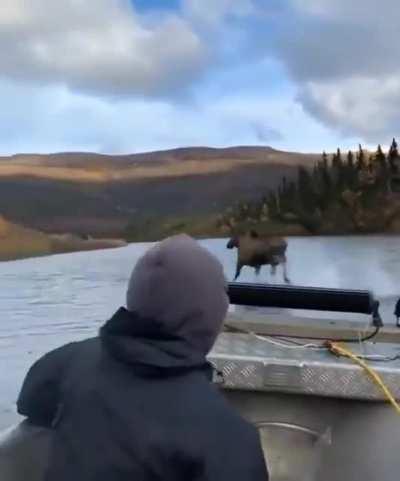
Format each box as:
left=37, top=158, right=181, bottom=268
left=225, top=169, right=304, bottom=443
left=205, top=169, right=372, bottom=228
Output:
left=0, top=146, right=317, bottom=241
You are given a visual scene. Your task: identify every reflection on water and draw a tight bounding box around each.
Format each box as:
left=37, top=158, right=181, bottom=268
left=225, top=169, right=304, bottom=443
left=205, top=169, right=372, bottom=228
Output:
left=1, top=236, right=400, bottom=428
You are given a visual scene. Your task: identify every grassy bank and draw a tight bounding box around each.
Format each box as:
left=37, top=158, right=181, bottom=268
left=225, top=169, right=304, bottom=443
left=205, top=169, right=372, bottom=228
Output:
left=125, top=208, right=400, bottom=243
left=124, top=213, right=309, bottom=242
left=0, top=217, right=53, bottom=261
left=0, top=216, right=127, bottom=262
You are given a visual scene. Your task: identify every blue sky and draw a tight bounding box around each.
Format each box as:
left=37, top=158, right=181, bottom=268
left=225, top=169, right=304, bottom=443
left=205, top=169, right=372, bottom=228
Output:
left=0, top=0, right=397, bottom=155
left=133, top=0, right=181, bottom=11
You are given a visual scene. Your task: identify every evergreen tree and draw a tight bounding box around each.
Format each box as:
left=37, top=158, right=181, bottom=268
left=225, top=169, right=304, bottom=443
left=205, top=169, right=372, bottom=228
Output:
left=331, top=150, right=337, bottom=166
left=367, top=155, right=374, bottom=173
left=388, top=138, right=399, bottom=174
left=320, top=151, right=331, bottom=191
left=347, top=150, right=354, bottom=170
left=372, top=144, right=388, bottom=189
left=332, top=148, right=346, bottom=190
left=375, top=144, right=386, bottom=168
left=338, top=147, right=343, bottom=163
left=322, top=151, right=329, bottom=170
left=332, top=148, right=342, bottom=168
left=311, top=163, right=324, bottom=207
left=297, top=166, right=315, bottom=210
left=356, top=144, right=366, bottom=171
left=311, top=164, right=320, bottom=189
left=346, top=150, right=357, bottom=188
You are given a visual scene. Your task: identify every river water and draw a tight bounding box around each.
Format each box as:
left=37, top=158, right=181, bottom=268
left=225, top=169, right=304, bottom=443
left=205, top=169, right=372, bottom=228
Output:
left=1, top=236, right=400, bottom=429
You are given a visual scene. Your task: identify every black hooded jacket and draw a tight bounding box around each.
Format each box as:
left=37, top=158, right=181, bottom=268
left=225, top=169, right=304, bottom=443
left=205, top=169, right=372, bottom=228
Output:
left=17, top=308, right=269, bottom=481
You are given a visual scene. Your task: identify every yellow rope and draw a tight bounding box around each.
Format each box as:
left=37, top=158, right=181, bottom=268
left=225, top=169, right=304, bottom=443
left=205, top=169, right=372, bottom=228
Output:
left=327, top=341, right=400, bottom=416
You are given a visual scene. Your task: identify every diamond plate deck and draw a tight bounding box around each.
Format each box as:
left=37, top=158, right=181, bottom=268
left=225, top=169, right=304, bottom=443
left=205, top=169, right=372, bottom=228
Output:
left=208, top=333, right=400, bottom=401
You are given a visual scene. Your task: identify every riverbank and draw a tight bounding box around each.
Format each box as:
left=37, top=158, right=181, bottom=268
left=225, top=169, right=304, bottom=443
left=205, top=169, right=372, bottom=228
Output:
left=3, top=215, right=399, bottom=263
left=124, top=210, right=400, bottom=243
left=123, top=213, right=310, bottom=242
left=0, top=216, right=127, bottom=262
left=3, top=209, right=400, bottom=263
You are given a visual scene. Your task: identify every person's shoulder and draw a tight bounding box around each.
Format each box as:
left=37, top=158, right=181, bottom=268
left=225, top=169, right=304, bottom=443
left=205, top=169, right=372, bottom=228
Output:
left=73, top=336, right=99, bottom=349
left=36, top=337, right=99, bottom=365
left=61, top=337, right=101, bottom=358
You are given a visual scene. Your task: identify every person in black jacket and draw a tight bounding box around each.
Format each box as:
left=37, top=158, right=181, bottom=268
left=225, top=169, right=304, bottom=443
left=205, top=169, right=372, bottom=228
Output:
left=17, top=234, right=269, bottom=481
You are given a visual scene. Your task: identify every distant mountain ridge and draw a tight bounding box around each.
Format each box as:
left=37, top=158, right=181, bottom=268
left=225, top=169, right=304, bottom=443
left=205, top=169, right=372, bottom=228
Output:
left=0, top=145, right=315, bottom=168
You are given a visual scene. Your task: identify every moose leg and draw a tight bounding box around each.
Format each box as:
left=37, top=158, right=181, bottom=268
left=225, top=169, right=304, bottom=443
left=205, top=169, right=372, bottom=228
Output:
left=254, top=265, right=261, bottom=282
left=270, top=256, right=278, bottom=278
left=234, top=262, right=242, bottom=281
left=282, top=258, right=291, bottom=284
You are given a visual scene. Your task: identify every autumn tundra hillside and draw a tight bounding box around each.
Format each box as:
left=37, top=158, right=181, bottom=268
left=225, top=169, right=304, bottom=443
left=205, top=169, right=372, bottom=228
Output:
left=0, top=146, right=317, bottom=241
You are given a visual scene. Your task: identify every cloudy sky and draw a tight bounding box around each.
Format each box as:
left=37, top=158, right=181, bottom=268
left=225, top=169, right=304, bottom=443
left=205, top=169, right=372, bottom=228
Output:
left=0, top=0, right=396, bottom=155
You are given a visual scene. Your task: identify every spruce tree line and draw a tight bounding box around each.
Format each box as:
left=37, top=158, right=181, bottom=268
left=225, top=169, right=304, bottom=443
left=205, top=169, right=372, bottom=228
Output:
left=266, top=139, right=400, bottom=221
left=221, top=139, right=400, bottom=230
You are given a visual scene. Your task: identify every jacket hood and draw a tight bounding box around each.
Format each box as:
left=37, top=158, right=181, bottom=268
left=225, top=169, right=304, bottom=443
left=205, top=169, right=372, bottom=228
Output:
left=125, top=234, right=229, bottom=356
left=100, top=307, right=213, bottom=378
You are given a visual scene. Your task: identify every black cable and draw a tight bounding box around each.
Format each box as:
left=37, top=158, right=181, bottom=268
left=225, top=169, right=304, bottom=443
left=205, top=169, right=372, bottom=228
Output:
left=279, top=326, right=380, bottom=343
left=347, top=325, right=380, bottom=343
left=223, top=323, right=381, bottom=345
left=270, top=325, right=381, bottom=344
left=359, top=354, right=400, bottom=363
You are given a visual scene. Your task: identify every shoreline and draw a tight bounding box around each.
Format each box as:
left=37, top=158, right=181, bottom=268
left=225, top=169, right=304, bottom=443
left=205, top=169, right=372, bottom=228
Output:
left=0, top=233, right=127, bottom=263
left=2, top=230, right=400, bottom=263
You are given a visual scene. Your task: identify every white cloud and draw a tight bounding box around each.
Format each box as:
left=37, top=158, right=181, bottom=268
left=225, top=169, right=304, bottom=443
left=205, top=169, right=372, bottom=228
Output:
left=299, top=76, right=400, bottom=142
left=0, top=79, right=352, bottom=155
left=0, top=0, right=207, bottom=96
left=269, top=0, right=400, bottom=141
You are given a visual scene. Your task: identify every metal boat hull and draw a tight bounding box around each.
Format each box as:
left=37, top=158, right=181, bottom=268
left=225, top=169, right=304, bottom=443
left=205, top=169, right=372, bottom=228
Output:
left=1, top=392, right=398, bottom=481
left=226, top=391, right=400, bottom=480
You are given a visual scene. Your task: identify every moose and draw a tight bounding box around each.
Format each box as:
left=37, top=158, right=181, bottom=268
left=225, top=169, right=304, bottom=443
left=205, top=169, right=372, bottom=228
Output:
left=227, top=230, right=290, bottom=283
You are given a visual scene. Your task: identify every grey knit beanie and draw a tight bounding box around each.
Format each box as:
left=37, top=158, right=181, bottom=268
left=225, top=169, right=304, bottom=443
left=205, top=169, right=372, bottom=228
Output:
left=126, top=234, right=229, bottom=355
